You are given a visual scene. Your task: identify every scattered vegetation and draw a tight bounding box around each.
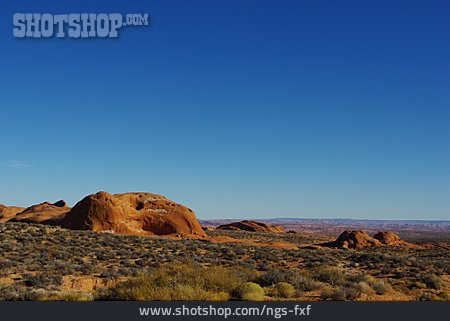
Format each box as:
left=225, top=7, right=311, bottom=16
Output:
left=0, top=222, right=448, bottom=301
left=98, top=262, right=253, bottom=301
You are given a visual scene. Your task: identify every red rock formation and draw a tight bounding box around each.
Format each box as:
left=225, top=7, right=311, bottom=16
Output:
left=373, top=231, right=408, bottom=246
left=322, top=230, right=382, bottom=249
left=0, top=204, right=25, bottom=223
left=322, top=230, right=412, bottom=249
left=10, top=200, right=70, bottom=224
left=216, top=220, right=284, bottom=233
left=60, top=191, right=206, bottom=237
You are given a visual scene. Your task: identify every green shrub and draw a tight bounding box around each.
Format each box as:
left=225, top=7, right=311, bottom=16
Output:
left=330, top=288, right=347, bottom=301
left=319, top=287, right=334, bottom=300
left=371, top=280, right=392, bottom=295
left=44, top=291, right=94, bottom=301
left=409, top=281, right=426, bottom=289
left=99, top=262, right=249, bottom=301
left=418, top=293, right=435, bottom=301
left=347, top=273, right=369, bottom=283
left=356, top=282, right=372, bottom=294
left=419, top=274, right=442, bottom=290
left=271, top=282, right=295, bottom=298
left=314, top=267, right=344, bottom=286
left=237, top=282, right=265, bottom=301
left=257, top=268, right=322, bottom=293
left=330, top=286, right=361, bottom=301
left=292, top=276, right=323, bottom=292
left=437, top=291, right=449, bottom=301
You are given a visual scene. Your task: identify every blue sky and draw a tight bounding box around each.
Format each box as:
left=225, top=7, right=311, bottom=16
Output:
left=0, top=0, right=449, bottom=220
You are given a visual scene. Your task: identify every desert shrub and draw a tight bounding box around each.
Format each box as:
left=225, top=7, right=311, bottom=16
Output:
left=408, top=281, right=427, bottom=289
left=236, top=282, right=265, bottom=301
left=370, top=280, right=392, bottom=295
left=419, top=274, right=442, bottom=290
left=330, top=288, right=346, bottom=301
left=418, top=293, right=435, bottom=301
left=437, top=291, right=449, bottom=301
left=319, top=287, right=334, bottom=300
left=328, top=286, right=360, bottom=301
left=257, top=268, right=322, bottom=293
left=293, top=276, right=323, bottom=292
left=356, top=282, right=372, bottom=294
left=0, top=284, right=47, bottom=301
left=270, top=282, right=295, bottom=298
left=98, top=262, right=250, bottom=301
left=257, top=268, right=291, bottom=286
left=347, top=273, right=368, bottom=283
left=43, top=291, right=94, bottom=301
left=314, top=267, right=344, bottom=286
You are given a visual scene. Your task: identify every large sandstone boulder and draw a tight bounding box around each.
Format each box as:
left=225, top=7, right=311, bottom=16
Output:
left=322, top=230, right=382, bottom=249
left=216, top=220, right=284, bottom=233
left=10, top=200, right=70, bottom=224
left=0, top=204, right=25, bottom=223
left=373, top=231, right=407, bottom=246
left=60, top=191, right=206, bottom=237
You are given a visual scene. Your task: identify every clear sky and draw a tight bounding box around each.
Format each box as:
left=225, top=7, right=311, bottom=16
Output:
left=0, top=0, right=449, bottom=220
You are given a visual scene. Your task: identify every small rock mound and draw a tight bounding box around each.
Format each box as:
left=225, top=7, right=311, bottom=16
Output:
left=60, top=191, right=206, bottom=237
left=322, top=230, right=382, bottom=249
left=10, top=200, right=70, bottom=224
left=0, top=204, right=25, bottom=223
left=216, top=220, right=284, bottom=233
left=373, top=231, right=407, bottom=246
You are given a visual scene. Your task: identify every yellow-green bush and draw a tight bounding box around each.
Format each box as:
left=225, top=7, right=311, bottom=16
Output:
left=44, top=291, right=94, bottom=301
left=99, top=262, right=253, bottom=301
left=370, top=279, right=392, bottom=295
left=237, top=282, right=265, bottom=301
left=271, top=282, right=295, bottom=298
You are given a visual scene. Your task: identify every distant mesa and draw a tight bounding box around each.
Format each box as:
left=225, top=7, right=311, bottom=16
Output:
left=60, top=191, right=206, bottom=238
left=0, top=204, right=25, bottom=223
left=10, top=200, right=70, bottom=224
left=216, top=220, right=284, bottom=233
left=321, top=230, right=409, bottom=249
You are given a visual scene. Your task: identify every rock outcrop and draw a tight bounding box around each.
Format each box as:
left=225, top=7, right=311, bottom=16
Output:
left=322, top=230, right=382, bottom=249
left=60, top=191, right=206, bottom=237
left=322, top=230, right=411, bottom=249
left=0, top=204, right=25, bottom=223
left=373, top=231, right=408, bottom=246
left=10, top=200, right=70, bottom=224
left=216, top=220, right=284, bottom=233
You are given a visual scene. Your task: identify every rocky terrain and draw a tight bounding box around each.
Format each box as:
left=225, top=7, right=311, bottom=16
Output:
left=374, top=231, right=410, bottom=246
left=0, top=192, right=448, bottom=301
left=320, top=230, right=415, bottom=249
left=60, top=192, right=206, bottom=237
left=1, top=191, right=205, bottom=238
left=0, top=222, right=448, bottom=301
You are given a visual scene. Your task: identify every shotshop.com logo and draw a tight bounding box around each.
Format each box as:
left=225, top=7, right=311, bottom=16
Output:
left=13, top=13, right=149, bottom=38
